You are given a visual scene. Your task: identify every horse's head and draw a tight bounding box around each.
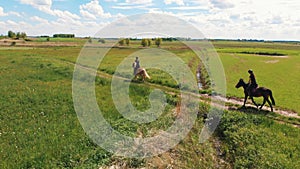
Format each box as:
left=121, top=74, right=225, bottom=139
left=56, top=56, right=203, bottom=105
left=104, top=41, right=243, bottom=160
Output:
left=235, top=78, right=245, bottom=88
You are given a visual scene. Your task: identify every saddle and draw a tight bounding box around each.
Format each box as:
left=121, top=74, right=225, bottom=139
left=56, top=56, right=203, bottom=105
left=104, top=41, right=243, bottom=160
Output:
left=248, top=87, right=258, bottom=96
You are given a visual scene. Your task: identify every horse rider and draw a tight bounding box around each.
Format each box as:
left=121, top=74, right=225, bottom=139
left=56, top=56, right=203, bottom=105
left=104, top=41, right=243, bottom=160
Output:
left=132, top=56, right=140, bottom=75
left=247, top=69, right=258, bottom=96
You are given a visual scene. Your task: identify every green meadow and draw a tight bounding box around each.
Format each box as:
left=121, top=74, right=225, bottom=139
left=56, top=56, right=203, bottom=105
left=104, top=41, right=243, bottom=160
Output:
left=214, top=41, right=300, bottom=112
left=0, top=39, right=299, bottom=168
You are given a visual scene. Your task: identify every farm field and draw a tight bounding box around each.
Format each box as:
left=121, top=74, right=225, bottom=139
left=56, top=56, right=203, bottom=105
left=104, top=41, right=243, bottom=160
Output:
left=0, top=39, right=300, bottom=168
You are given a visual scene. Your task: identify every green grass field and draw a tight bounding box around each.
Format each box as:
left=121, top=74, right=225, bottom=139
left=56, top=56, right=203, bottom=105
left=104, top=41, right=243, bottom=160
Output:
left=213, top=41, right=300, bottom=112
left=0, top=39, right=299, bottom=168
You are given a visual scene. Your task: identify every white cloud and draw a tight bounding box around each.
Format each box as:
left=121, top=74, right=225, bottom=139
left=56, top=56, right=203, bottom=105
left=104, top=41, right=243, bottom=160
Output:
left=80, top=0, right=111, bottom=20
left=168, top=6, right=209, bottom=10
left=30, top=16, right=49, bottom=24
left=8, top=11, right=22, bottom=17
left=125, top=0, right=152, bottom=5
left=80, top=10, right=97, bottom=20
left=112, top=1, right=153, bottom=10
left=19, top=0, right=80, bottom=20
left=51, top=9, right=80, bottom=20
left=112, top=4, right=151, bottom=10
left=0, top=7, right=21, bottom=17
left=1, top=0, right=296, bottom=40
left=7, top=20, right=18, bottom=26
left=174, top=0, right=300, bottom=40
left=268, top=16, right=284, bottom=25
left=164, top=0, right=184, bottom=6
left=0, top=6, right=8, bottom=16
left=209, top=0, right=234, bottom=9
left=187, top=0, right=210, bottom=4
left=20, top=0, right=52, bottom=11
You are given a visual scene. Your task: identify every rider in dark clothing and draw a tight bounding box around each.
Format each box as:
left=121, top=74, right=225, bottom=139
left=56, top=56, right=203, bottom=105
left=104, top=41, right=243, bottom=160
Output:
left=247, top=69, right=258, bottom=96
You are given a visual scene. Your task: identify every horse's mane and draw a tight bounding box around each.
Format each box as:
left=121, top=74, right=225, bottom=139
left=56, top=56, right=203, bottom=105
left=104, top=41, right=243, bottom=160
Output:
left=240, top=78, right=249, bottom=85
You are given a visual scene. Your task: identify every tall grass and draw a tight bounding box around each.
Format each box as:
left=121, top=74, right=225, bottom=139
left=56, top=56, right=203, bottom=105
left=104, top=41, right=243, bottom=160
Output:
left=217, top=110, right=300, bottom=168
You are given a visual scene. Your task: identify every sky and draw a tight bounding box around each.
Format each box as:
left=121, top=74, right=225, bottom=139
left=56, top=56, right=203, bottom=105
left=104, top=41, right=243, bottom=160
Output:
left=0, top=0, right=299, bottom=40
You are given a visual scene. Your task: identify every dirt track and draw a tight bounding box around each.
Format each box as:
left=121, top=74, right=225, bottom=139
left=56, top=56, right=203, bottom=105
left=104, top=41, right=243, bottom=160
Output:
left=68, top=60, right=300, bottom=128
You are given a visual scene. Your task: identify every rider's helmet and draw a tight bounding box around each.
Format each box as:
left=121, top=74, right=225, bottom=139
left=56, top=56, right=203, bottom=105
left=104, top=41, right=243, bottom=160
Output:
left=248, top=69, right=253, bottom=74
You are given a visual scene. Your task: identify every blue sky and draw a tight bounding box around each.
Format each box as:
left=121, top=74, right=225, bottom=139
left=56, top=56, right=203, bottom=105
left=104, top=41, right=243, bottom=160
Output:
left=0, top=0, right=299, bottom=40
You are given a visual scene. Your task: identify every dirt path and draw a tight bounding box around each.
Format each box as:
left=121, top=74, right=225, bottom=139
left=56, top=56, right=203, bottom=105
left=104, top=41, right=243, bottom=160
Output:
left=225, top=96, right=300, bottom=119
left=65, top=60, right=300, bottom=127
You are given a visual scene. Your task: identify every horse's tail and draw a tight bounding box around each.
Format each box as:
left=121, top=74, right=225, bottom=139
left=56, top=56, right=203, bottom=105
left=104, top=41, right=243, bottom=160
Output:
left=269, top=90, right=275, bottom=105
left=143, top=69, right=151, bottom=79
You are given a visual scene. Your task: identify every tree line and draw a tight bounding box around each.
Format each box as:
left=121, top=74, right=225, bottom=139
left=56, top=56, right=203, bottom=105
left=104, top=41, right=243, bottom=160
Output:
left=118, top=38, right=163, bottom=47
left=53, top=34, right=75, bottom=38
left=7, top=30, right=27, bottom=39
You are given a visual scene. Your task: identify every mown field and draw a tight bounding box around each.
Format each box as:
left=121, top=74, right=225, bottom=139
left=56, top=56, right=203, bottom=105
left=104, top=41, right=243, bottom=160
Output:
left=0, top=39, right=299, bottom=168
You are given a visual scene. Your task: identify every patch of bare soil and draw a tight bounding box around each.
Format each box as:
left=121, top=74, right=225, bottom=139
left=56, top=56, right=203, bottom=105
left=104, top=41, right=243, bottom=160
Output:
left=255, top=54, right=289, bottom=58
left=264, top=60, right=279, bottom=63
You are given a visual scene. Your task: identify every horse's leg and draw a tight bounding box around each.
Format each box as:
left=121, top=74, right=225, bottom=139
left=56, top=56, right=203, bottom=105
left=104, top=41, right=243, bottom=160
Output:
left=243, top=94, right=248, bottom=107
left=250, top=97, right=259, bottom=109
left=259, top=98, right=267, bottom=110
left=266, top=98, right=273, bottom=112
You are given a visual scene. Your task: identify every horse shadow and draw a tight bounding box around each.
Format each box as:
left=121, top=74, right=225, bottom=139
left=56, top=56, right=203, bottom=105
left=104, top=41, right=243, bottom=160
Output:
left=228, top=106, right=270, bottom=115
left=130, top=79, right=144, bottom=83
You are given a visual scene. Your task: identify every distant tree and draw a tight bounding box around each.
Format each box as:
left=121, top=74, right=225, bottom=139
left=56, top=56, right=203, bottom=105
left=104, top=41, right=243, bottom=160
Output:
left=162, top=37, right=176, bottom=42
left=53, top=34, right=75, bottom=38
left=155, top=38, right=162, bottom=47
left=46, top=37, right=50, bottom=41
left=141, top=38, right=147, bottom=47
left=141, top=38, right=152, bottom=47
left=8, top=30, right=16, bottom=39
left=20, top=32, right=27, bottom=39
left=118, top=39, right=125, bottom=46
left=98, top=38, right=105, bottom=44
left=125, top=38, right=130, bottom=46
left=15, top=32, right=27, bottom=39
left=16, top=32, right=21, bottom=39
left=147, top=39, right=151, bottom=47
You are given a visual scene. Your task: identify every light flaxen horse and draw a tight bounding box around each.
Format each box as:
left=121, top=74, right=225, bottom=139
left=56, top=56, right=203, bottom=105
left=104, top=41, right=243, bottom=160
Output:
left=134, top=68, right=151, bottom=81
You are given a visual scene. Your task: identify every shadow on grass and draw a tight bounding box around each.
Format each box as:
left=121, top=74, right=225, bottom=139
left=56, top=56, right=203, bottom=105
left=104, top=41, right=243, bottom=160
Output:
left=130, top=79, right=144, bottom=83
left=228, top=106, right=270, bottom=116
left=228, top=106, right=300, bottom=128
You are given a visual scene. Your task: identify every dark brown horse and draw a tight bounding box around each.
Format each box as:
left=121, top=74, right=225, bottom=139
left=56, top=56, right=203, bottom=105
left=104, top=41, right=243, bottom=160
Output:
left=235, top=79, right=275, bottom=112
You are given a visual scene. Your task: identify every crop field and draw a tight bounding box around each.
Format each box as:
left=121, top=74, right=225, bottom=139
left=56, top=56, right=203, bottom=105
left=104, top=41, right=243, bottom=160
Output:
left=0, top=39, right=300, bottom=168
